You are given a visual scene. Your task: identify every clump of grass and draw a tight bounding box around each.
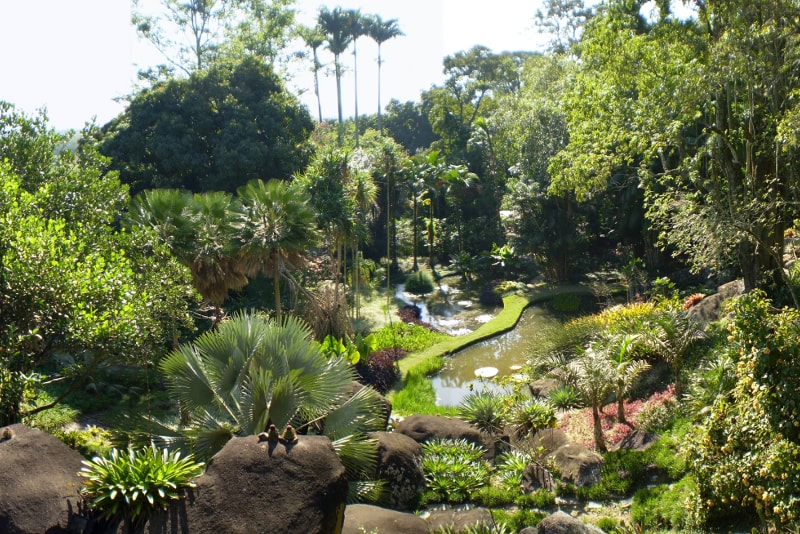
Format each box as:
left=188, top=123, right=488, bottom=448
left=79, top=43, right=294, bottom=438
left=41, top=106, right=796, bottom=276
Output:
left=405, top=270, right=436, bottom=296
left=390, top=371, right=455, bottom=416
left=372, top=322, right=449, bottom=353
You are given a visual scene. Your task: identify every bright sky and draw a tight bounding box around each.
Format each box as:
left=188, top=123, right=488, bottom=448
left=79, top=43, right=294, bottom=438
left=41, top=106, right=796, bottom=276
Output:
left=0, top=0, right=550, bottom=131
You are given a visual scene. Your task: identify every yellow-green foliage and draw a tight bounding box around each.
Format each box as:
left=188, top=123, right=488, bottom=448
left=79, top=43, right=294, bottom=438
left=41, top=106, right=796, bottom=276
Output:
left=574, top=301, right=657, bottom=334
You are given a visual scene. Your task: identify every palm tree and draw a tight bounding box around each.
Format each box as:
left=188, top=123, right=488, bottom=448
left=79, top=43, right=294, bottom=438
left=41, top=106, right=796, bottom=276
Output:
left=159, top=311, right=387, bottom=495
left=318, top=6, right=352, bottom=146
left=567, top=344, right=616, bottom=452
left=297, top=24, right=326, bottom=123
left=643, top=307, right=706, bottom=397
left=345, top=9, right=367, bottom=146
left=364, top=15, right=403, bottom=135
left=235, top=179, right=318, bottom=321
left=602, top=333, right=650, bottom=424
left=128, top=189, right=247, bottom=323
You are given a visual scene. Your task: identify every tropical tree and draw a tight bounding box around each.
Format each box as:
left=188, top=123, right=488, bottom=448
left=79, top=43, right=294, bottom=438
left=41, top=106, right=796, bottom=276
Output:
left=219, top=0, right=296, bottom=69
left=602, top=333, right=650, bottom=424
left=567, top=344, right=616, bottom=452
left=159, top=311, right=387, bottom=496
left=235, top=179, right=318, bottom=321
left=97, top=57, right=313, bottom=194
left=642, top=307, right=705, bottom=398
left=297, top=24, right=326, bottom=122
left=318, top=6, right=353, bottom=145
left=0, top=107, right=196, bottom=425
left=364, top=15, right=403, bottom=135
left=128, top=189, right=247, bottom=323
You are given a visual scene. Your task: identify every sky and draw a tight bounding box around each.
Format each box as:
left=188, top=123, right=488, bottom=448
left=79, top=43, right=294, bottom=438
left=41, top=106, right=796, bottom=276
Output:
left=0, top=0, right=551, bottom=131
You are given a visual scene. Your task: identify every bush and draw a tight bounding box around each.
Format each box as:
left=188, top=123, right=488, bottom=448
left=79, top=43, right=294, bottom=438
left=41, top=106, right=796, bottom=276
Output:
left=493, top=450, right=533, bottom=492
left=80, top=445, right=204, bottom=531
left=631, top=475, right=695, bottom=530
left=356, top=349, right=401, bottom=394
left=516, top=488, right=556, bottom=509
left=507, top=399, right=557, bottom=437
left=422, top=438, right=490, bottom=503
left=548, top=386, right=581, bottom=410
left=491, top=509, right=546, bottom=532
left=405, top=269, right=435, bottom=296
left=371, top=322, right=449, bottom=353
left=550, top=293, right=581, bottom=313
left=458, top=390, right=506, bottom=434
left=54, top=425, right=113, bottom=458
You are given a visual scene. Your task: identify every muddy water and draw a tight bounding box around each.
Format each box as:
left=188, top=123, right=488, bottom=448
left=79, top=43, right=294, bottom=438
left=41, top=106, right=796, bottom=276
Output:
left=431, top=307, right=561, bottom=407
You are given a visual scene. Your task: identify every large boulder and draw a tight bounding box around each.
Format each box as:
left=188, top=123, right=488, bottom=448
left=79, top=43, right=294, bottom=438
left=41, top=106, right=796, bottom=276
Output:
left=536, top=511, right=606, bottom=533
left=0, top=424, right=85, bottom=534
left=425, top=507, right=494, bottom=532
left=152, top=434, right=348, bottom=533
left=370, top=431, right=425, bottom=510
left=548, top=443, right=603, bottom=488
left=687, top=279, right=745, bottom=324
left=522, top=463, right=556, bottom=493
left=395, top=414, right=483, bottom=446
left=612, top=429, right=659, bottom=452
left=528, top=378, right=561, bottom=398
left=529, top=428, right=570, bottom=458
left=342, top=504, right=428, bottom=534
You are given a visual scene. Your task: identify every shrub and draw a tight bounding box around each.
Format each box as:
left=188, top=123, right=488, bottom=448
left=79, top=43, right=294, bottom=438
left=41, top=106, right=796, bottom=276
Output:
left=516, top=488, right=556, bottom=509
left=548, top=386, right=581, bottom=410
left=551, top=293, right=581, bottom=313
left=472, top=486, right=516, bottom=507
left=356, top=349, right=401, bottom=394
left=631, top=475, right=696, bottom=530
left=405, top=269, right=435, bottom=296
left=493, top=450, right=533, bottom=492
left=458, top=390, right=506, bottom=434
left=491, top=509, right=546, bottom=532
left=371, top=322, right=449, bottom=353
left=55, top=425, right=113, bottom=458
left=421, top=438, right=490, bottom=503
left=80, top=445, right=204, bottom=531
left=508, top=399, right=557, bottom=437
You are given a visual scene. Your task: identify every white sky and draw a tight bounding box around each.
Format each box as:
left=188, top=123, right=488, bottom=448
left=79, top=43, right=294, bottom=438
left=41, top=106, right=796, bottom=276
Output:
left=0, top=0, right=549, bottom=131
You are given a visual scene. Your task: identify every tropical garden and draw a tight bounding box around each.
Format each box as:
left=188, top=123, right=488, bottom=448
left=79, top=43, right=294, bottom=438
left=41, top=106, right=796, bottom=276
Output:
left=2, top=0, right=800, bottom=532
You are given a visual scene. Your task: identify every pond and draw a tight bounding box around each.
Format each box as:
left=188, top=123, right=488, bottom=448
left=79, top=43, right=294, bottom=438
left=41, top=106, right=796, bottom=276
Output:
left=431, top=306, right=562, bottom=407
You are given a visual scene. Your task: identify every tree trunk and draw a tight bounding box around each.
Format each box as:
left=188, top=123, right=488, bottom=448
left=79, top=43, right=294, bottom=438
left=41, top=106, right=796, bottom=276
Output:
left=592, top=403, right=606, bottom=452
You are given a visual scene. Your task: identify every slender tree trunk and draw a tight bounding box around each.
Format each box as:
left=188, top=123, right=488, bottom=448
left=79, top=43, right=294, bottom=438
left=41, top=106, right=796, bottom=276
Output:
left=335, top=55, right=344, bottom=146
left=313, top=50, right=323, bottom=123
left=616, top=383, right=627, bottom=424
left=273, top=262, right=282, bottom=321
left=377, top=45, right=383, bottom=135
left=353, top=39, right=360, bottom=147
left=412, top=194, right=419, bottom=271
left=592, top=403, right=606, bottom=452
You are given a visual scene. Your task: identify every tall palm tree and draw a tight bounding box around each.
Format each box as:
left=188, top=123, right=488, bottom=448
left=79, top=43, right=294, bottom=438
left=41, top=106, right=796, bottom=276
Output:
left=235, top=179, right=318, bottom=321
left=345, top=9, right=366, bottom=146
left=318, top=6, right=352, bottom=146
left=297, top=24, right=326, bottom=123
left=365, top=15, right=403, bottom=135
left=159, top=311, right=387, bottom=495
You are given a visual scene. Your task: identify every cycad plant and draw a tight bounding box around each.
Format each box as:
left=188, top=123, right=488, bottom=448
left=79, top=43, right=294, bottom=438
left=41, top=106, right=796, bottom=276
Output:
left=158, top=311, right=387, bottom=497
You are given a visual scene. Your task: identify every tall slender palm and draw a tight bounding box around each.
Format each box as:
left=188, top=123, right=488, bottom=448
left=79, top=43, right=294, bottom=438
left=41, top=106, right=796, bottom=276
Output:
left=318, top=7, right=352, bottom=146
left=567, top=344, right=616, bottom=452
left=235, top=179, right=318, bottom=321
left=365, top=15, right=403, bottom=135
left=159, top=311, right=388, bottom=495
left=297, top=24, right=326, bottom=123
left=345, top=9, right=366, bottom=146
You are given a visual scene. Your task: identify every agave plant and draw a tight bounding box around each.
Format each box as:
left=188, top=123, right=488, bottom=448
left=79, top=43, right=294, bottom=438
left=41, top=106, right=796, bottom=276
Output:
left=158, top=311, right=388, bottom=499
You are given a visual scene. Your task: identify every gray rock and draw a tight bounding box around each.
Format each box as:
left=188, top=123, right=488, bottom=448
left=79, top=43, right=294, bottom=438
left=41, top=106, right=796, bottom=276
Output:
left=548, top=443, right=603, bottom=488
left=371, top=431, right=425, bottom=510
left=522, top=463, right=556, bottom=493
left=151, top=434, right=348, bottom=533
left=688, top=279, right=744, bottom=324
left=612, top=429, right=660, bottom=452
left=395, top=414, right=483, bottom=446
left=537, top=511, right=606, bottom=533
left=0, top=424, right=85, bottom=534
left=342, top=504, right=428, bottom=534
left=425, top=507, right=495, bottom=532
left=530, top=428, right=570, bottom=457
left=528, top=378, right=561, bottom=398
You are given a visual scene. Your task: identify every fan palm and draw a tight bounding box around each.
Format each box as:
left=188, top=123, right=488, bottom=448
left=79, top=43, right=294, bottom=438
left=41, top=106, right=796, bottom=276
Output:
left=235, top=179, right=318, bottom=321
left=159, top=311, right=387, bottom=493
left=128, top=189, right=247, bottom=321
left=318, top=6, right=353, bottom=145
left=364, top=15, right=403, bottom=135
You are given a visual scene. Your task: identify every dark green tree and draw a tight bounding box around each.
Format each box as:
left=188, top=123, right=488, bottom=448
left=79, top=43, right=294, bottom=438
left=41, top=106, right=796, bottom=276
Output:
left=97, top=57, right=314, bottom=194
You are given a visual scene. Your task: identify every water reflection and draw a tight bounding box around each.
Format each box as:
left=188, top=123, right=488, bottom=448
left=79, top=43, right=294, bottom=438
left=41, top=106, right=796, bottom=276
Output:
left=432, top=307, right=560, bottom=407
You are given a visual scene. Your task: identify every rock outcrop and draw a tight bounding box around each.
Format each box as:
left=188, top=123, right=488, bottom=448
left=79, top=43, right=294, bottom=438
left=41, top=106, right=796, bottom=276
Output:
left=548, top=442, right=604, bottom=488
left=535, top=511, right=607, bottom=533
left=395, top=414, right=483, bottom=446
left=0, top=424, right=85, bottom=534
left=370, top=431, right=425, bottom=510
left=342, top=504, right=428, bottom=534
